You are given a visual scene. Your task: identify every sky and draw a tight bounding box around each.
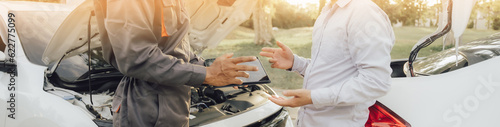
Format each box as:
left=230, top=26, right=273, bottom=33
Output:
left=286, top=0, right=440, bottom=6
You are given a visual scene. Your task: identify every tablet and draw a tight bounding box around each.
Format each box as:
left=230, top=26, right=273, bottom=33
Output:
left=204, top=57, right=271, bottom=86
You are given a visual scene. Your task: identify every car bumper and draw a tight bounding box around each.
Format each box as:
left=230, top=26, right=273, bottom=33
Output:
left=201, top=101, right=294, bottom=127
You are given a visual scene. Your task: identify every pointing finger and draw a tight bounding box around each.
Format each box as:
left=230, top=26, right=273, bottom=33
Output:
left=259, top=52, right=274, bottom=58
left=276, top=41, right=289, bottom=51
left=262, top=47, right=279, bottom=53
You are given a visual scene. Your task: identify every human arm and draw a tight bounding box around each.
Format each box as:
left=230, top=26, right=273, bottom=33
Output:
left=104, top=0, right=256, bottom=87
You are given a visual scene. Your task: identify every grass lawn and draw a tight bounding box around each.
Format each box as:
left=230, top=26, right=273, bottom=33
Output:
left=201, top=26, right=499, bottom=89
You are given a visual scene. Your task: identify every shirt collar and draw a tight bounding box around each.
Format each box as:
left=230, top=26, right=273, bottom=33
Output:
left=335, top=0, right=352, bottom=8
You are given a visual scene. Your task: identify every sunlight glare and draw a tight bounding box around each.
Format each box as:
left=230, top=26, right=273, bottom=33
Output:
left=390, top=0, right=439, bottom=5
left=426, top=0, right=439, bottom=6
left=287, top=0, right=439, bottom=6
left=286, top=0, right=319, bottom=5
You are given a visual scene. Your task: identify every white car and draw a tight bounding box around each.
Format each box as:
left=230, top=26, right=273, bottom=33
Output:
left=2, top=0, right=497, bottom=127
left=376, top=34, right=500, bottom=127
left=373, top=1, right=500, bottom=127
left=0, top=0, right=292, bottom=127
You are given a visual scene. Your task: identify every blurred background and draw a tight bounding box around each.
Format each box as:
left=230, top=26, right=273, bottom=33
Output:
left=2, top=0, right=499, bottom=90
left=203, top=0, right=500, bottom=90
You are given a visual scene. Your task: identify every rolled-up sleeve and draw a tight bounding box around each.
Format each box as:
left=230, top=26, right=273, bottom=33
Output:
left=310, top=5, right=394, bottom=108
left=104, top=0, right=205, bottom=87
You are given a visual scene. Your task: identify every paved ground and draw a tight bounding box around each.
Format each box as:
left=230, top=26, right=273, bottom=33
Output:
left=272, top=88, right=300, bottom=125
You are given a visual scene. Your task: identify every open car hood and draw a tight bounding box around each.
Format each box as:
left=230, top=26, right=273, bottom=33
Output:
left=43, top=0, right=257, bottom=65
left=42, top=0, right=99, bottom=65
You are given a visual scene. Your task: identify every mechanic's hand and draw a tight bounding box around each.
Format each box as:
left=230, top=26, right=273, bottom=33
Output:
left=204, top=53, right=258, bottom=87
left=268, top=89, right=312, bottom=107
left=259, top=41, right=294, bottom=70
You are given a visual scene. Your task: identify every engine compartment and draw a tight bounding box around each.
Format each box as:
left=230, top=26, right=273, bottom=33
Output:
left=189, top=85, right=276, bottom=126
left=45, top=72, right=277, bottom=126
left=42, top=48, right=281, bottom=126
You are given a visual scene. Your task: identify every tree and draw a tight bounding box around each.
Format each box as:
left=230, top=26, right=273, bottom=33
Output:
left=372, top=0, right=398, bottom=24
left=477, top=0, right=500, bottom=29
left=241, top=0, right=317, bottom=29
left=415, top=0, right=429, bottom=26
left=253, top=0, right=275, bottom=45
left=493, top=18, right=500, bottom=30
left=429, top=3, right=442, bottom=27
left=392, top=0, right=427, bottom=26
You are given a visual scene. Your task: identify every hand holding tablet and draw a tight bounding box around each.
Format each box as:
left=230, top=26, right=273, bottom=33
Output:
left=204, top=56, right=271, bottom=87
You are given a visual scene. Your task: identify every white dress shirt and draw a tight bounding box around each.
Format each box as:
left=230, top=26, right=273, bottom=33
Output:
left=291, top=0, right=395, bottom=126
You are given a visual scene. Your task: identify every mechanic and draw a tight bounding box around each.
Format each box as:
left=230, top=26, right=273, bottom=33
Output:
left=99, top=0, right=257, bottom=126
left=260, top=0, right=395, bottom=126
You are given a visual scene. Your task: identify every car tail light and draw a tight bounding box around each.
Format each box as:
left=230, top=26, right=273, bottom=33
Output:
left=365, top=101, right=411, bottom=127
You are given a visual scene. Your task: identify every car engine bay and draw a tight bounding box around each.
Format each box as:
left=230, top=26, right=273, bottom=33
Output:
left=44, top=73, right=278, bottom=126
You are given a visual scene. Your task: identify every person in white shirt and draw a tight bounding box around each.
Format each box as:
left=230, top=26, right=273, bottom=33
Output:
left=259, top=0, right=395, bottom=126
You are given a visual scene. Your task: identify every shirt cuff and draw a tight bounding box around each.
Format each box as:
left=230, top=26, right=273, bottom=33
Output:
left=291, top=54, right=305, bottom=72
left=186, top=65, right=206, bottom=87
left=311, top=88, right=338, bottom=109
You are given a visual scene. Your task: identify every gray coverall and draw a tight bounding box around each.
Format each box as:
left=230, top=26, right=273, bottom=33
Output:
left=100, top=0, right=206, bottom=126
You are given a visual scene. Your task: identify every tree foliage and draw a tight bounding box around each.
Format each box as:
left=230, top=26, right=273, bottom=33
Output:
left=493, top=18, right=500, bottom=30
left=242, top=0, right=317, bottom=29
left=476, top=0, right=500, bottom=29
left=385, top=0, right=429, bottom=26
left=372, top=0, right=499, bottom=29
left=372, top=0, right=398, bottom=24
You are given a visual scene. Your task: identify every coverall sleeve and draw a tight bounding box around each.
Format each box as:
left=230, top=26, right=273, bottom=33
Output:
left=189, top=54, right=205, bottom=66
left=311, top=6, right=394, bottom=108
left=104, top=0, right=206, bottom=87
